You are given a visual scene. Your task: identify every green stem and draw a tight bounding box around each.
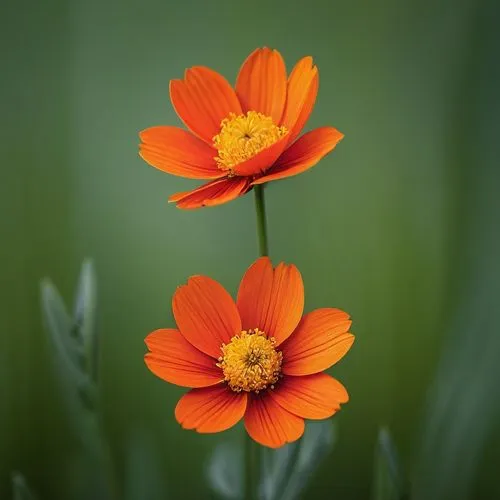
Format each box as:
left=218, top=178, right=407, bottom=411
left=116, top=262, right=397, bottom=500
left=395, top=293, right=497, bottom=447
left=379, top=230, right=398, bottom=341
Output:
left=245, top=433, right=260, bottom=500
left=253, top=184, right=269, bottom=257
left=243, top=184, right=268, bottom=499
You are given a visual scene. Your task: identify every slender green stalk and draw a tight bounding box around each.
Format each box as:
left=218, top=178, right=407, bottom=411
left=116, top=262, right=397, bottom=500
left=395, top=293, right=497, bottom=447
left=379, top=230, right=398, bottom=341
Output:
left=243, top=184, right=268, bottom=500
left=253, top=184, right=269, bottom=257
left=245, top=434, right=260, bottom=500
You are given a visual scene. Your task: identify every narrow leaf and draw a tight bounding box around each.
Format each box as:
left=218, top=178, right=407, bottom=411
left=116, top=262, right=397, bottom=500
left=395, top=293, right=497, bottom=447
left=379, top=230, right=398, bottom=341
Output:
left=261, top=420, right=336, bottom=500
left=207, top=442, right=243, bottom=499
left=12, top=472, right=36, bottom=500
left=40, top=279, right=87, bottom=388
left=73, top=259, right=98, bottom=381
left=372, top=427, right=404, bottom=500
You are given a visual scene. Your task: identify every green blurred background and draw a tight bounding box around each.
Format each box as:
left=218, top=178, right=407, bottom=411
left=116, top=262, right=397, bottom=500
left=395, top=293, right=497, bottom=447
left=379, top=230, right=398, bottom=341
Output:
left=2, top=0, right=499, bottom=498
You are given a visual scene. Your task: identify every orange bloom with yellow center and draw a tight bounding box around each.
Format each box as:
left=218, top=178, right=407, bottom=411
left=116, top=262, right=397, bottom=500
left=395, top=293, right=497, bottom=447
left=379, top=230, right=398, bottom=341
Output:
left=144, top=257, right=354, bottom=448
left=139, top=47, right=344, bottom=209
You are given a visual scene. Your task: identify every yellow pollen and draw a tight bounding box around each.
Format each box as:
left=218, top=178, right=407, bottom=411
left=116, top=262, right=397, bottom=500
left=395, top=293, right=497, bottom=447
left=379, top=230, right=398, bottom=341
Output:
left=217, top=328, right=283, bottom=393
left=213, top=111, right=288, bottom=173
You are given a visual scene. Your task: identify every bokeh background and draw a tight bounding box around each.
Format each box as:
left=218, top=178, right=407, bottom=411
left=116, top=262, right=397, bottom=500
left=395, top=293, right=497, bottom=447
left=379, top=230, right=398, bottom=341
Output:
left=2, top=0, right=499, bottom=498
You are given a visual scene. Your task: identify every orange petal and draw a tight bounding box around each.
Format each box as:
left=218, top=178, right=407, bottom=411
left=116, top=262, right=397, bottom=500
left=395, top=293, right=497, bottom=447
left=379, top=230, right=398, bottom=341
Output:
left=236, top=47, right=287, bottom=125
left=172, top=276, right=242, bottom=358
left=281, top=56, right=318, bottom=145
left=281, top=308, right=354, bottom=376
left=139, top=127, right=223, bottom=179
left=175, top=385, right=247, bottom=433
left=232, top=134, right=289, bottom=177
left=244, top=394, right=304, bottom=448
left=252, top=127, right=344, bottom=185
left=269, top=373, right=348, bottom=419
left=144, top=329, right=222, bottom=388
left=169, top=177, right=250, bottom=209
left=236, top=257, right=304, bottom=345
left=170, top=66, right=242, bottom=145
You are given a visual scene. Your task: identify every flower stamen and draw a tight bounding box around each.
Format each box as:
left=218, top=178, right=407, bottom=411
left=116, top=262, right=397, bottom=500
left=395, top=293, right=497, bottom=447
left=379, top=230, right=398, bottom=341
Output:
left=213, top=111, right=288, bottom=173
left=217, top=328, right=282, bottom=393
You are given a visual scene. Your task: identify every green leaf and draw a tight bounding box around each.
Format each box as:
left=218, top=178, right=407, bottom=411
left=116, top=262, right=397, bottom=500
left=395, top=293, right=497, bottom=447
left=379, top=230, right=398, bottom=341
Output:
left=40, top=267, right=101, bottom=450
left=12, top=472, right=36, bottom=500
left=412, top=281, right=500, bottom=500
left=411, top=4, right=500, bottom=499
left=73, top=259, right=98, bottom=381
left=40, top=279, right=87, bottom=388
left=372, top=427, right=404, bottom=500
left=206, top=442, right=242, bottom=499
left=262, top=420, right=336, bottom=500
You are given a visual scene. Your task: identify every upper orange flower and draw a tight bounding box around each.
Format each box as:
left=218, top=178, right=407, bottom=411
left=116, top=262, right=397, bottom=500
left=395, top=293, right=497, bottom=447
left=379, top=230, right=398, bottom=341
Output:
left=139, top=47, right=344, bottom=209
left=144, top=257, right=354, bottom=448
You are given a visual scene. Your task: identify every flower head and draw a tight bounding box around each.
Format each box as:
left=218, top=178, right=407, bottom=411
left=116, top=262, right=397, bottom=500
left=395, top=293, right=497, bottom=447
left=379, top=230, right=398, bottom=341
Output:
left=139, top=48, right=344, bottom=209
left=144, top=257, right=354, bottom=448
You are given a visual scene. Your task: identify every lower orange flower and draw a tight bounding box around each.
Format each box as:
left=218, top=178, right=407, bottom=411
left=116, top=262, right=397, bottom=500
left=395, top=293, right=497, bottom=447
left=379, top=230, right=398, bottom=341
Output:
left=144, top=257, right=355, bottom=448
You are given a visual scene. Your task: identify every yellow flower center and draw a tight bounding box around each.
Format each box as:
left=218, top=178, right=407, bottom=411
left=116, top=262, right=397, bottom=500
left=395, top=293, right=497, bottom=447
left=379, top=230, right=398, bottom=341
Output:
left=213, top=111, right=288, bottom=173
left=217, top=329, right=283, bottom=393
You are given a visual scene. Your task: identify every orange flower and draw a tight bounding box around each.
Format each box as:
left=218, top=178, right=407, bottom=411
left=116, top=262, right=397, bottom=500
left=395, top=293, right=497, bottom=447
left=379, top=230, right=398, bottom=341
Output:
left=139, top=47, right=344, bottom=209
left=144, top=257, right=354, bottom=448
